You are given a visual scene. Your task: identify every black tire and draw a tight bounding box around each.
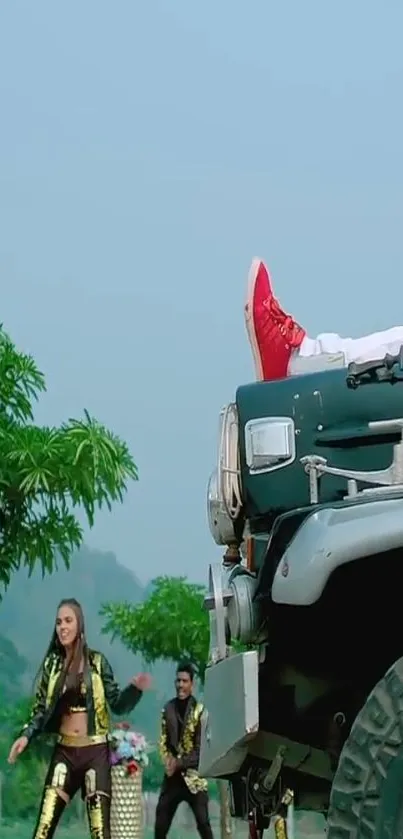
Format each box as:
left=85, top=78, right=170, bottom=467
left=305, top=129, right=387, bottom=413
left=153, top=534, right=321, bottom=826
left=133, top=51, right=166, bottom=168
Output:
left=327, top=656, right=403, bottom=838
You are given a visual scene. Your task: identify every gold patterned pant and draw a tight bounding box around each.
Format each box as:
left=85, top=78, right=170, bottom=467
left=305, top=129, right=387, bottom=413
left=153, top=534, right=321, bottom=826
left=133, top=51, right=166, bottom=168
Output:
left=32, top=741, right=111, bottom=839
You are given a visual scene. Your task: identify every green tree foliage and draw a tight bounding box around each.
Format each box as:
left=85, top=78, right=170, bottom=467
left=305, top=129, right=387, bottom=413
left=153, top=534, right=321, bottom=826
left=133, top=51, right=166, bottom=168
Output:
left=0, top=633, right=28, bottom=701
left=0, top=698, right=54, bottom=820
left=101, top=576, right=210, bottom=682
left=0, top=326, right=138, bottom=592
left=142, top=747, right=165, bottom=791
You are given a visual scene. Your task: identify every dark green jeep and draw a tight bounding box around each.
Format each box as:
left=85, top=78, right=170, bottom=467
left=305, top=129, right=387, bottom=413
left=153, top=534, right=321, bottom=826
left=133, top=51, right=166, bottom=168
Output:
left=199, top=352, right=403, bottom=838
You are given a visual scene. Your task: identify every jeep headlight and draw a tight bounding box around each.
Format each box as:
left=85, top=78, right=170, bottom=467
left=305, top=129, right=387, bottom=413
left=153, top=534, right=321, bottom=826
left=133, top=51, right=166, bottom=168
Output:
left=207, top=469, right=236, bottom=546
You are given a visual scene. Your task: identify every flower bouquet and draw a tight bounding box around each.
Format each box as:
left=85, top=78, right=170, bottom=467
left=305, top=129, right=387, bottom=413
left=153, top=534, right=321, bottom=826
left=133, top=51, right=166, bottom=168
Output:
left=110, top=723, right=149, bottom=839
left=110, top=722, right=149, bottom=774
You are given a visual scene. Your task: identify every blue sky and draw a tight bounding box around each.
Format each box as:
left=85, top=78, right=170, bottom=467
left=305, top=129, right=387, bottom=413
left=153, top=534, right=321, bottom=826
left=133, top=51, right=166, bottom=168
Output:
left=1, top=1, right=402, bottom=582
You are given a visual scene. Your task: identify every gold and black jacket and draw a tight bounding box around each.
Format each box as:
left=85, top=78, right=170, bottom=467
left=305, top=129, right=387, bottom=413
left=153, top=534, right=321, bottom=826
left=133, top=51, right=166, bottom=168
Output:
left=20, top=648, right=142, bottom=742
left=159, top=696, right=207, bottom=793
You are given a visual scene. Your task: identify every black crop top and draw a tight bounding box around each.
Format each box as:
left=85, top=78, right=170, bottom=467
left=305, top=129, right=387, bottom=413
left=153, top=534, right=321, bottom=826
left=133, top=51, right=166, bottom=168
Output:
left=58, top=672, right=87, bottom=715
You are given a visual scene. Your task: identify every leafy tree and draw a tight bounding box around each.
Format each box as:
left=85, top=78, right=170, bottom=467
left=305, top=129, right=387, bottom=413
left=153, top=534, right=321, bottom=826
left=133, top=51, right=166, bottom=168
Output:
left=0, top=326, right=137, bottom=592
left=101, top=576, right=209, bottom=681
left=101, top=576, right=232, bottom=839
left=0, top=698, right=56, bottom=821
left=0, top=633, right=28, bottom=701
left=142, top=747, right=165, bottom=792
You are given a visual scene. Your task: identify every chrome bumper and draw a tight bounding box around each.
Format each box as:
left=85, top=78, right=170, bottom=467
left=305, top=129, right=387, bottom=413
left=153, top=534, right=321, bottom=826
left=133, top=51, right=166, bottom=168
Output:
left=198, top=650, right=259, bottom=778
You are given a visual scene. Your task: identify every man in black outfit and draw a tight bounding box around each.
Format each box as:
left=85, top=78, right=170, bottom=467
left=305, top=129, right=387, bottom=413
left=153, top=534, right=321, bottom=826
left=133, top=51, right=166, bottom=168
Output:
left=155, top=661, right=214, bottom=839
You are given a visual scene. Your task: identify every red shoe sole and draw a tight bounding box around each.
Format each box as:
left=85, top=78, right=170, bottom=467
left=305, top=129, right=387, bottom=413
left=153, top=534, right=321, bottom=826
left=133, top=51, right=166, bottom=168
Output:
left=244, top=257, right=266, bottom=381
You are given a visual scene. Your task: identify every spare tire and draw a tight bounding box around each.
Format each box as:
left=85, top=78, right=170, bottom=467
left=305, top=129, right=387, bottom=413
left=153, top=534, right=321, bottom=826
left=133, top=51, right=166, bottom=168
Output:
left=327, top=657, right=403, bottom=838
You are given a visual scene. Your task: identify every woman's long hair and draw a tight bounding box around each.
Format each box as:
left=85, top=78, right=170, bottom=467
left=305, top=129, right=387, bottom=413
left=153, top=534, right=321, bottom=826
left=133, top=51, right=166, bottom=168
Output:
left=34, top=598, right=89, bottom=689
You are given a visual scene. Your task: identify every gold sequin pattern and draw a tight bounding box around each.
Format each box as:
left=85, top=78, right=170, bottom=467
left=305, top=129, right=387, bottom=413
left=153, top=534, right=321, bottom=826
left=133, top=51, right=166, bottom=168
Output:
left=179, top=702, right=208, bottom=793
left=85, top=768, right=97, bottom=796
left=87, top=794, right=105, bottom=839
left=183, top=768, right=208, bottom=794
left=33, top=786, right=60, bottom=839
left=46, top=655, right=62, bottom=706
left=110, top=765, right=143, bottom=839
left=51, top=762, right=68, bottom=789
left=273, top=815, right=288, bottom=839
left=158, top=711, right=170, bottom=761
left=92, top=652, right=110, bottom=734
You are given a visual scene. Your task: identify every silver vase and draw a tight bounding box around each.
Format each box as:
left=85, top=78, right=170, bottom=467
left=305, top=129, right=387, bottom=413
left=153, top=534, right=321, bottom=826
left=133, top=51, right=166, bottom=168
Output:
left=110, top=765, right=143, bottom=839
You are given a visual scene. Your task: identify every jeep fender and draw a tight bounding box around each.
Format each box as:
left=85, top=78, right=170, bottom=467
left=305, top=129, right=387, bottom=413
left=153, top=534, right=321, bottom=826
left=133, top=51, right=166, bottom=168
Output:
left=271, top=496, right=403, bottom=606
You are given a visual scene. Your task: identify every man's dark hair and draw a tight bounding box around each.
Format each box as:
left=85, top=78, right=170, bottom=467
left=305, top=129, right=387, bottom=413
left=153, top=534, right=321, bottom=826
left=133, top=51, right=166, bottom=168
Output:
left=176, top=660, right=195, bottom=681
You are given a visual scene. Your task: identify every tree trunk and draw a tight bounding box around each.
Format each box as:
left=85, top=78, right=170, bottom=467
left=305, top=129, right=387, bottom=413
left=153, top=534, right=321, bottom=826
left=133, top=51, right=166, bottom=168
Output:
left=217, top=779, right=232, bottom=839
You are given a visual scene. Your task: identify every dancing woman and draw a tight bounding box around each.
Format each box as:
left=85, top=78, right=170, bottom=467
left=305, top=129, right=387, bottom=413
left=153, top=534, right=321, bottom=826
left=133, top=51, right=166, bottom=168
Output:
left=8, top=597, right=151, bottom=839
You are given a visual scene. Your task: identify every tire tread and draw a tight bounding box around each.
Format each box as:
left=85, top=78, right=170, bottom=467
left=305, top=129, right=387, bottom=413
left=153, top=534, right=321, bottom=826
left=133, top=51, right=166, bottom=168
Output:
left=327, top=657, right=403, bottom=838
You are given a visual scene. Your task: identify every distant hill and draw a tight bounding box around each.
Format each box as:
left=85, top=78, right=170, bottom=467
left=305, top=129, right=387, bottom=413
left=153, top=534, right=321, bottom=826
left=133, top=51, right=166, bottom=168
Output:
left=0, top=546, right=174, bottom=738
left=0, top=545, right=144, bottom=680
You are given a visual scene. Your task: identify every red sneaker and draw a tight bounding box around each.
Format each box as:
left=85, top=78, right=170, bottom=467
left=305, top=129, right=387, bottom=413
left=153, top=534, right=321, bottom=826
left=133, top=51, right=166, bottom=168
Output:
left=244, top=258, right=306, bottom=381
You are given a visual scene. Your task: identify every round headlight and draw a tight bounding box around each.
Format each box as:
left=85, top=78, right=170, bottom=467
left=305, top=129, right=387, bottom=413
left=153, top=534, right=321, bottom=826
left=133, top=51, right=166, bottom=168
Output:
left=207, top=470, right=236, bottom=546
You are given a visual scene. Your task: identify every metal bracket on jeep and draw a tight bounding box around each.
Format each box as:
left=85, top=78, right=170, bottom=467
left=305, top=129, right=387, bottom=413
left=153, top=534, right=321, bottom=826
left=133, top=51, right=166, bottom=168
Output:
left=301, top=419, right=403, bottom=504
left=346, top=345, right=403, bottom=389
left=203, top=563, right=233, bottom=664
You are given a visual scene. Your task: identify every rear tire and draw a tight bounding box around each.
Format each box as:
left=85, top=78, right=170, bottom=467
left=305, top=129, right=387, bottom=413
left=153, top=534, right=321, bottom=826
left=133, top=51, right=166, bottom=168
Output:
left=327, top=656, right=403, bottom=838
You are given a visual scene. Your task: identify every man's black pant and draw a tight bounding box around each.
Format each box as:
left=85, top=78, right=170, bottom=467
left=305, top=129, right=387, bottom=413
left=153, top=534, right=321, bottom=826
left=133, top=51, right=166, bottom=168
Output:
left=155, top=775, right=214, bottom=839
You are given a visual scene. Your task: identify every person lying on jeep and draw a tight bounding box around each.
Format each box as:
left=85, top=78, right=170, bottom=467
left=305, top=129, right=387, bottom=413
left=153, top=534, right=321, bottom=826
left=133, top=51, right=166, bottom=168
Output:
left=245, top=258, right=403, bottom=381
